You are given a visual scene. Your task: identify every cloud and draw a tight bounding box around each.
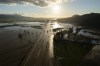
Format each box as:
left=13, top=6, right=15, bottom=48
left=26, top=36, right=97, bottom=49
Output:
left=0, top=0, right=76, bottom=7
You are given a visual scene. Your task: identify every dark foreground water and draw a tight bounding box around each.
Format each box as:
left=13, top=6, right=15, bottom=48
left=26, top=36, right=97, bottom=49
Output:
left=0, top=22, right=45, bottom=66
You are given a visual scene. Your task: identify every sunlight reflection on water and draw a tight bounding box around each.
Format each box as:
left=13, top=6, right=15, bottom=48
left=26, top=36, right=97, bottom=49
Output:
left=49, top=32, right=54, bottom=58
left=52, top=22, right=62, bottom=29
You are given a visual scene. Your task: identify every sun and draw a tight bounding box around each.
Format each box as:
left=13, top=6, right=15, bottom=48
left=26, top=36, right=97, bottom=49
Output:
left=53, top=5, right=59, bottom=11
left=52, top=5, right=60, bottom=14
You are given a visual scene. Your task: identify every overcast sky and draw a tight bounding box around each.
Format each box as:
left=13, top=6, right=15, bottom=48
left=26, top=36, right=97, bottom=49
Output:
left=0, top=0, right=100, bottom=18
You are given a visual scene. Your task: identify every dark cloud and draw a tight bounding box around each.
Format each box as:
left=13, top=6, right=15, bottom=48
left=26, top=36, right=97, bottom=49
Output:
left=0, top=0, right=57, bottom=7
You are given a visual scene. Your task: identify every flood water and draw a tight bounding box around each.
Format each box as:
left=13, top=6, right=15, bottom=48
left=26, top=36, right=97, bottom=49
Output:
left=59, top=23, right=100, bottom=44
left=0, top=21, right=100, bottom=66
left=53, top=22, right=100, bottom=66
left=0, top=22, right=45, bottom=66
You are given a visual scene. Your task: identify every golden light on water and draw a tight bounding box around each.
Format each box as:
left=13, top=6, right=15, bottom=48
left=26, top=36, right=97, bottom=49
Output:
left=53, top=22, right=61, bottom=28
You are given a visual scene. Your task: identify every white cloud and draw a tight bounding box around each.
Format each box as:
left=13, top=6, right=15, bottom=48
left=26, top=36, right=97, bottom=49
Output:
left=0, top=0, right=77, bottom=7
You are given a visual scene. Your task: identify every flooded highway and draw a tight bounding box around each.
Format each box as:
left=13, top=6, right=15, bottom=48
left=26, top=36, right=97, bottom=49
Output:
left=0, top=21, right=100, bottom=66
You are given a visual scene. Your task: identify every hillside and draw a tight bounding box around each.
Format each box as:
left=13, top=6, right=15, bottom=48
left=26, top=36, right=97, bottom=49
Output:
left=58, top=13, right=100, bottom=31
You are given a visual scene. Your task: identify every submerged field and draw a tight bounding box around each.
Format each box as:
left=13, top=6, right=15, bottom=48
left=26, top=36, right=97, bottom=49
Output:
left=54, top=40, right=94, bottom=66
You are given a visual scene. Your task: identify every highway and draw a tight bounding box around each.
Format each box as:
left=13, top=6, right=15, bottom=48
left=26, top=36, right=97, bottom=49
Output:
left=20, top=22, right=54, bottom=66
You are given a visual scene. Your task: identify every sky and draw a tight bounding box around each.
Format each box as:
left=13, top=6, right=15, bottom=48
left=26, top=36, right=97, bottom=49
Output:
left=0, top=0, right=100, bottom=18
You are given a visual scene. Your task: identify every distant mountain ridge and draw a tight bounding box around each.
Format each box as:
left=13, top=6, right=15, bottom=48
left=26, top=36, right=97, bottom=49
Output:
left=0, top=13, right=100, bottom=31
left=0, top=14, right=51, bottom=22
left=58, top=13, right=100, bottom=31
left=0, top=14, right=34, bottom=22
left=0, top=14, right=25, bottom=19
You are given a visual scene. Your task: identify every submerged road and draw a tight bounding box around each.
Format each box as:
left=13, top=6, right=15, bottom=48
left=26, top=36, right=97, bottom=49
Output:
left=20, top=22, right=54, bottom=66
left=0, top=22, right=54, bottom=66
